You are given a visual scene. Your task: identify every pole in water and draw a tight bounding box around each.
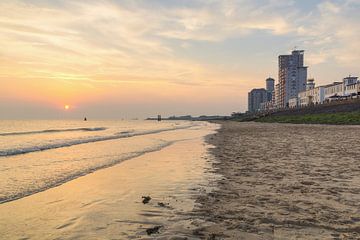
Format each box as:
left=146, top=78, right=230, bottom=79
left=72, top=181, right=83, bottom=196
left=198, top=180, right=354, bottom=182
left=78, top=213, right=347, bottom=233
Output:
left=157, top=115, right=161, bottom=121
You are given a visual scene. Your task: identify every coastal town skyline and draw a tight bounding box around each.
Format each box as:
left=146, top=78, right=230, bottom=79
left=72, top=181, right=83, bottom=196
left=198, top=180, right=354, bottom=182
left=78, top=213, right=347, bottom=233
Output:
left=248, top=49, right=359, bottom=113
left=1, top=0, right=359, bottom=119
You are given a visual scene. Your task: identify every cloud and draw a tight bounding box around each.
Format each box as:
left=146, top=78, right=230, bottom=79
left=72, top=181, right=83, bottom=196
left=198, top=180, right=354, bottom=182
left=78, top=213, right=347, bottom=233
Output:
left=0, top=0, right=359, bottom=116
left=155, top=0, right=298, bottom=41
left=295, top=0, right=360, bottom=67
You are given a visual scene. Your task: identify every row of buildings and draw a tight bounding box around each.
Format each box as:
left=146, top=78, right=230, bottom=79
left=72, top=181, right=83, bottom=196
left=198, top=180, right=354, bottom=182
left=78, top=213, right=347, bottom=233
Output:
left=248, top=50, right=359, bottom=112
left=291, top=76, right=359, bottom=108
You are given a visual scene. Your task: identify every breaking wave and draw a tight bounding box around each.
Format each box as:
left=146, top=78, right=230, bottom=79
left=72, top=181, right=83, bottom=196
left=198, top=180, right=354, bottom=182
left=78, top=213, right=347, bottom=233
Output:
left=0, top=127, right=107, bottom=136
left=0, top=125, right=192, bottom=157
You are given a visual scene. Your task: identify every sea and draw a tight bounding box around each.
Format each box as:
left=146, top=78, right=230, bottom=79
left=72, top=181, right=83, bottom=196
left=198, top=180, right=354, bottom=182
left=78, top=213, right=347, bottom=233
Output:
left=0, top=120, right=219, bottom=239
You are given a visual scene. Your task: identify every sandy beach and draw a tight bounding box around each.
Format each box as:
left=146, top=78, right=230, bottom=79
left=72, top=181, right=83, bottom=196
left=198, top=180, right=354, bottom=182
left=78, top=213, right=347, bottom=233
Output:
left=194, top=121, right=360, bottom=239
left=2, top=121, right=360, bottom=239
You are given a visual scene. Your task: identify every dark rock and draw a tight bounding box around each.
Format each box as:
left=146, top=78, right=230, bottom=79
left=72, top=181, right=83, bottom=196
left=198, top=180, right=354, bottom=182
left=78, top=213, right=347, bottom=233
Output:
left=157, top=202, right=168, bottom=207
left=146, top=225, right=162, bottom=235
left=142, top=196, right=151, bottom=204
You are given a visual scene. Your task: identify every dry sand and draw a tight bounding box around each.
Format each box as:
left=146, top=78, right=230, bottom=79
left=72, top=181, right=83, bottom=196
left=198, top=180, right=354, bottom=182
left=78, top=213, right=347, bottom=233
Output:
left=193, top=121, right=360, bottom=239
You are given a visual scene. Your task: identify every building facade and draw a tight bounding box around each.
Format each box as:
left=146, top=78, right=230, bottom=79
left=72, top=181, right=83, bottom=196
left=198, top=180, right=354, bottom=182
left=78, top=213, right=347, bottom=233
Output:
left=278, top=50, right=307, bottom=108
left=344, top=76, right=358, bottom=96
left=324, top=76, right=359, bottom=101
left=298, top=76, right=359, bottom=106
left=274, top=83, right=280, bottom=109
left=266, top=77, right=275, bottom=92
left=324, top=82, right=344, bottom=101
left=265, top=77, right=275, bottom=103
left=248, top=88, right=268, bottom=112
left=288, top=97, right=298, bottom=108
left=298, top=86, right=325, bottom=107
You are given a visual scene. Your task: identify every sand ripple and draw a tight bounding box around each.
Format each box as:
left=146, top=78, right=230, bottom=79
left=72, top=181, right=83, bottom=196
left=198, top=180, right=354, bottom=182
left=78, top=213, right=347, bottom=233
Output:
left=194, top=122, right=360, bottom=239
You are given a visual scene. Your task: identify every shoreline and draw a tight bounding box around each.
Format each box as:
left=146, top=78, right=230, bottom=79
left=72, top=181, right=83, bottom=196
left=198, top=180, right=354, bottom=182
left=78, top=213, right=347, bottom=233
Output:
left=194, top=121, right=360, bottom=239
left=0, top=124, right=218, bottom=239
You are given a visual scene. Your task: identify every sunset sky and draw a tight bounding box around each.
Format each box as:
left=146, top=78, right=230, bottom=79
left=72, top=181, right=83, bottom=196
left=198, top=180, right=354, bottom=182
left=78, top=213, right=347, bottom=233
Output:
left=1, top=0, right=359, bottom=119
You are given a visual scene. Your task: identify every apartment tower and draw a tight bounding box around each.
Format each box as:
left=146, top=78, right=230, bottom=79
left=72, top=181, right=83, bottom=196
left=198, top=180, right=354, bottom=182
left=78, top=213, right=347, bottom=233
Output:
left=248, top=88, right=268, bottom=112
left=278, top=50, right=307, bottom=108
left=266, top=77, right=275, bottom=101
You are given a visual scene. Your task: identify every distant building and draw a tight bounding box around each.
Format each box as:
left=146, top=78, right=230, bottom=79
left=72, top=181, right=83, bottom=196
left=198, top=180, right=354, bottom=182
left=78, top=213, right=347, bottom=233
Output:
left=298, top=79, right=325, bottom=107
left=288, top=97, right=298, bottom=108
left=248, top=88, right=268, bottom=112
left=324, top=82, right=344, bottom=101
left=324, top=76, right=359, bottom=101
left=260, top=100, right=274, bottom=111
left=266, top=77, right=275, bottom=102
left=306, top=78, right=315, bottom=91
left=312, top=86, right=326, bottom=105
left=344, top=76, right=358, bottom=97
left=297, top=76, right=359, bottom=106
left=278, top=50, right=308, bottom=108
left=266, top=77, right=275, bottom=92
left=275, top=83, right=280, bottom=109
left=343, top=76, right=358, bottom=86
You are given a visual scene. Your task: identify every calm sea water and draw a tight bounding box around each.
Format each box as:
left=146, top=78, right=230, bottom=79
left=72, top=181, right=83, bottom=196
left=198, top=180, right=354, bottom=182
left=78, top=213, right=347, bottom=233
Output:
left=0, top=120, right=204, bottom=204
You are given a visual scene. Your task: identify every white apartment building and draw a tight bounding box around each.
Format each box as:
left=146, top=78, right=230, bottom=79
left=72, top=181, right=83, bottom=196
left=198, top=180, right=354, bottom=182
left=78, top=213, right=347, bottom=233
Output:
left=288, top=97, right=298, bottom=108
left=298, top=79, right=325, bottom=107
left=345, top=83, right=358, bottom=96
left=343, top=76, right=359, bottom=97
left=324, top=82, right=344, bottom=101
left=312, top=86, right=325, bottom=104
left=299, top=90, right=311, bottom=106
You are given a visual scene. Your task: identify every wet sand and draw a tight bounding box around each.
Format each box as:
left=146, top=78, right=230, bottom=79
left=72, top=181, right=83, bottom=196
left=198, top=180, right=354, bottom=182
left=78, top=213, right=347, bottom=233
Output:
left=0, top=125, right=218, bottom=240
left=194, top=121, right=360, bottom=239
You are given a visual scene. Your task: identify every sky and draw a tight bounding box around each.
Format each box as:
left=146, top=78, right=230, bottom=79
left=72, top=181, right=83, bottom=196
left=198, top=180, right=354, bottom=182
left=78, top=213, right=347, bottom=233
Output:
left=0, top=0, right=359, bottom=119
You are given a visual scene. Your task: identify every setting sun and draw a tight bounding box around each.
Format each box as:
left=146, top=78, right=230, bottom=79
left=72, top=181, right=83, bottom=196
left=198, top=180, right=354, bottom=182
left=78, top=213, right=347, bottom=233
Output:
left=64, top=105, right=70, bottom=110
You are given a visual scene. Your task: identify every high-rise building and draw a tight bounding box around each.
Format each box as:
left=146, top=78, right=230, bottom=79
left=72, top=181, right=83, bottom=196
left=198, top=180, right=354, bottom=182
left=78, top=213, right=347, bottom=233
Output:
left=248, top=88, right=268, bottom=112
left=278, top=50, right=307, bottom=108
left=266, top=77, right=275, bottom=101
left=266, top=77, right=275, bottom=93
left=275, top=83, right=280, bottom=108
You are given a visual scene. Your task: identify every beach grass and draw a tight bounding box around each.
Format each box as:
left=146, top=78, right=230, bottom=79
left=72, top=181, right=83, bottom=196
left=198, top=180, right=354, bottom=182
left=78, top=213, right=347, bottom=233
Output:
left=255, top=111, right=360, bottom=125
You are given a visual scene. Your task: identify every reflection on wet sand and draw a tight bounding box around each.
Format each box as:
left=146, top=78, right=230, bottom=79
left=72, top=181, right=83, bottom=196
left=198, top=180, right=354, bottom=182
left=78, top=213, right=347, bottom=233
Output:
left=0, top=124, right=219, bottom=240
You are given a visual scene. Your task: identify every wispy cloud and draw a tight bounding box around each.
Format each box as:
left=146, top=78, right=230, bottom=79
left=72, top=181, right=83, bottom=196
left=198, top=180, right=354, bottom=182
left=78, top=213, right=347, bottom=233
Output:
left=0, top=0, right=359, bottom=116
left=296, top=1, right=360, bottom=67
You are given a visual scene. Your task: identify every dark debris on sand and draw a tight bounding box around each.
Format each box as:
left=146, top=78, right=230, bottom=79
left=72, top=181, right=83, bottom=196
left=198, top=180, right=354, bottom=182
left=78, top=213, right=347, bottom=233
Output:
left=146, top=225, right=162, bottom=235
left=142, top=196, right=151, bottom=204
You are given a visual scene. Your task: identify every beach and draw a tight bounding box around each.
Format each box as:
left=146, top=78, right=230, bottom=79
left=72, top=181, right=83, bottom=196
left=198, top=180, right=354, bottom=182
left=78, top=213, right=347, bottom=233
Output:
left=0, top=121, right=218, bottom=239
left=2, top=120, right=360, bottom=239
left=194, top=121, right=360, bottom=239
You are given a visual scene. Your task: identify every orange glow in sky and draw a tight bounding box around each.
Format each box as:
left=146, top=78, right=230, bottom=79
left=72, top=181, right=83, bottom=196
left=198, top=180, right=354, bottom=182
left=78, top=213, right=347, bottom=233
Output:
left=0, top=1, right=359, bottom=119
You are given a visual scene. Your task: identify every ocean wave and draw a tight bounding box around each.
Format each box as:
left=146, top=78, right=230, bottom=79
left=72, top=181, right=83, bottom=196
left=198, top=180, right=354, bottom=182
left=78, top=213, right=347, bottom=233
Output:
left=0, top=140, right=174, bottom=204
left=0, top=127, right=107, bottom=136
left=0, top=125, right=192, bottom=157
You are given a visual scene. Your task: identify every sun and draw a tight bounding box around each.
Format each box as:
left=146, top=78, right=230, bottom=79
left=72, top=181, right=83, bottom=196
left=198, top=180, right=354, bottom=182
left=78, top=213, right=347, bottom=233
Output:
left=64, top=105, right=70, bottom=110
